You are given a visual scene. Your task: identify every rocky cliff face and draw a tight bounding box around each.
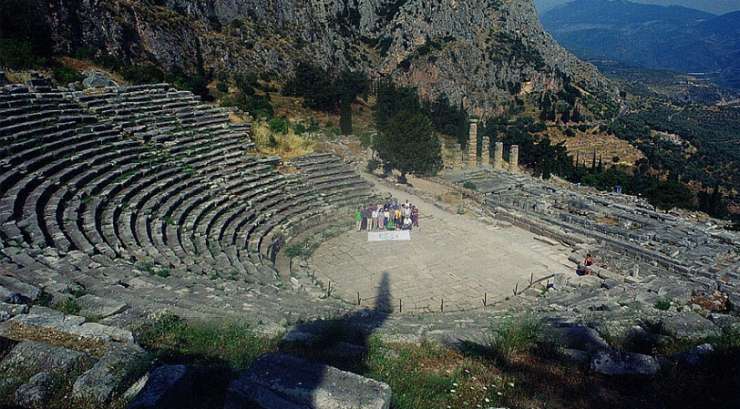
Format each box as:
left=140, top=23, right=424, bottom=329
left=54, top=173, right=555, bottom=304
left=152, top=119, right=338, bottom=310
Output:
left=39, top=0, right=616, bottom=117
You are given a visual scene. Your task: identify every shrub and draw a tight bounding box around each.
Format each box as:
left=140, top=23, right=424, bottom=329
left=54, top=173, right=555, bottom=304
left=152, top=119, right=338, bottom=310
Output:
left=53, top=66, right=83, bottom=85
left=463, top=181, right=477, bottom=191
left=55, top=297, right=81, bottom=315
left=270, top=116, right=290, bottom=135
left=654, top=298, right=672, bottom=311
left=307, top=117, right=321, bottom=133
left=216, top=81, right=229, bottom=93
left=485, top=316, right=541, bottom=365
left=292, top=123, right=306, bottom=135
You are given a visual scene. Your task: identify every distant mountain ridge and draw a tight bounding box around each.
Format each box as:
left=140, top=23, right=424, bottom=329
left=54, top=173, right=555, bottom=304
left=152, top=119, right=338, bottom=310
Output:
left=541, top=0, right=740, bottom=89
left=535, top=0, right=740, bottom=14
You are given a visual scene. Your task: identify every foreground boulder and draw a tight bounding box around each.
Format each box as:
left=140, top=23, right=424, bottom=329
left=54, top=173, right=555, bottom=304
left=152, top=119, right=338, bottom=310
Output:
left=0, top=340, right=93, bottom=375
left=127, top=365, right=194, bottom=409
left=14, top=372, right=55, bottom=408
left=590, top=350, right=660, bottom=376
left=224, top=353, right=392, bottom=409
left=73, top=343, right=151, bottom=403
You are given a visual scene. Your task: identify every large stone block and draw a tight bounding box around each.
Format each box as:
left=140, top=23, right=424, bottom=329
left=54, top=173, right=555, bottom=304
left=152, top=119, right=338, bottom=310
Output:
left=15, top=372, right=54, bottom=408
left=73, top=344, right=151, bottom=403
left=225, top=353, right=391, bottom=409
left=68, top=322, right=134, bottom=343
left=127, top=365, right=193, bottom=409
left=76, top=294, right=128, bottom=318
left=1, top=306, right=86, bottom=336
left=659, top=311, right=721, bottom=341
left=545, top=324, right=610, bottom=353
left=590, top=350, right=660, bottom=376
left=0, top=302, right=29, bottom=322
left=0, top=275, right=41, bottom=302
left=0, top=341, right=93, bottom=376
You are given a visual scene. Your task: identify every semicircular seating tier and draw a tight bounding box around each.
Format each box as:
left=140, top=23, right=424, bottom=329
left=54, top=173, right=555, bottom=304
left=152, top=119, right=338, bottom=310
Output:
left=0, top=83, right=374, bottom=324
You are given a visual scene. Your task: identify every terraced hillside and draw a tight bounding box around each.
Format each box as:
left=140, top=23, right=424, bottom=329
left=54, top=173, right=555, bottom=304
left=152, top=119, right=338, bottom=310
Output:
left=0, top=81, right=375, bottom=328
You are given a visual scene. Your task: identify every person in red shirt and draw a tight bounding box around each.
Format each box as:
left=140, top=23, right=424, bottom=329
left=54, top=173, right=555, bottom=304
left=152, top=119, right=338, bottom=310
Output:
left=584, top=254, right=594, bottom=267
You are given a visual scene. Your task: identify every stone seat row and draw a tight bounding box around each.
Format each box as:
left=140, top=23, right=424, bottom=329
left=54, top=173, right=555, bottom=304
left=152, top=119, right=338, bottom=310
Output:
left=0, top=83, right=377, bottom=326
left=290, top=154, right=373, bottom=207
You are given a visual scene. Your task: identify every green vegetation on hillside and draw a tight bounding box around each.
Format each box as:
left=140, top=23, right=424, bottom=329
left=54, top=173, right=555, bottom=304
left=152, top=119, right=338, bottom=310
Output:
left=283, top=63, right=369, bottom=135
left=373, top=81, right=443, bottom=180
left=483, top=115, right=703, bottom=212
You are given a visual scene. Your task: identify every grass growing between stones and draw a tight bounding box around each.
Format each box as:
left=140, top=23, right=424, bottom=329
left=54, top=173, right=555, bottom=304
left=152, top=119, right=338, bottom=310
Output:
left=483, top=315, right=542, bottom=366
left=363, top=338, right=511, bottom=409
left=358, top=334, right=740, bottom=409
left=135, top=313, right=279, bottom=370
left=53, top=297, right=81, bottom=315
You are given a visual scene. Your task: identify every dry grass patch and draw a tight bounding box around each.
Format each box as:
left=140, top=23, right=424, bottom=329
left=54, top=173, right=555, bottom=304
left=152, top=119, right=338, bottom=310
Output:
left=1, top=322, right=108, bottom=357
left=251, top=120, right=315, bottom=159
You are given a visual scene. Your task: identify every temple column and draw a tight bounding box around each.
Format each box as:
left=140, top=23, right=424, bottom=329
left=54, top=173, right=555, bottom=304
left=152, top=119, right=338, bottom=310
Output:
left=510, top=144, right=519, bottom=173
left=493, top=142, right=504, bottom=170
left=467, top=119, right=479, bottom=167
left=481, top=135, right=490, bottom=167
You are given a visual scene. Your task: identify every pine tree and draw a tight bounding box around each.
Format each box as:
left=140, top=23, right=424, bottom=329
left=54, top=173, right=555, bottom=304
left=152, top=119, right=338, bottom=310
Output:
left=373, top=110, right=442, bottom=182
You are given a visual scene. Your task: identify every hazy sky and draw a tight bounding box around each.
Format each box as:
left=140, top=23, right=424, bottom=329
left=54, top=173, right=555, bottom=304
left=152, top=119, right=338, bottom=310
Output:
left=534, top=0, right=740, bottom=14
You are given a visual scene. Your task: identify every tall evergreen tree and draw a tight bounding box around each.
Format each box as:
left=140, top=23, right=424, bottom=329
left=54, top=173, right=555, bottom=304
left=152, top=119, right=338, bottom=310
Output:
left=373, top=110, right=442, bottom=182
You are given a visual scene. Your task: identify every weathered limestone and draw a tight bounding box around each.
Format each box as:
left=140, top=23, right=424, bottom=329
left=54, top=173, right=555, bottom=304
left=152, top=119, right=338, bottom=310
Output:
left=225, top=353, right=392, bottom=409
left=467, top=119, right=478, bottom=167
left=0, top=341, right=93, bottom=375
left=0, top=302, right=29, bottom=321
left=493, top=142, right=504, bottom=170
left=15, top=372, right=55, bottom=408
left=481, top=135, right=490, bottom=167
left=72, top=344, right=151, bottom=403
left=509, top=144, right=519, bottom=172
left=76, top=294, right=128, bottom=319
left=127, top=365, right=194, bottom=409
left=590, top=350, right=660, bottom=376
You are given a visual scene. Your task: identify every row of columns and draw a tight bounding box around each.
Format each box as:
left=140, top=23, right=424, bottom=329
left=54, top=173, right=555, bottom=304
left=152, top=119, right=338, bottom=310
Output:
left=467, top=119, right=518, bottom=172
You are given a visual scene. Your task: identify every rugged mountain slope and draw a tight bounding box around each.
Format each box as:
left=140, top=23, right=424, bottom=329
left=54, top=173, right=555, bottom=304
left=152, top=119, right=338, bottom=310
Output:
left=30, top=0, right=616, bottom=117
left=541, top=0, right=740, bottom=89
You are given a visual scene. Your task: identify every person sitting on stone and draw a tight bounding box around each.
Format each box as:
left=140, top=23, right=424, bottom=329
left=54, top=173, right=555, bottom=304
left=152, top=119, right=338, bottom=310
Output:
left=577, top=254, right=594, bottom=276
left=584, top=253, right=594, bottom=267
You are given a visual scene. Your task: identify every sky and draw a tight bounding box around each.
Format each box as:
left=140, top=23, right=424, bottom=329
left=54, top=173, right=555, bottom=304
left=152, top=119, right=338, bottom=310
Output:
left=534, top=0, right=740, bottom=14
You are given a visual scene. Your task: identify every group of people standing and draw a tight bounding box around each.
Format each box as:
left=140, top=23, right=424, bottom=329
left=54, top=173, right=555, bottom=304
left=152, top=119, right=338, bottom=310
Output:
left=355, top=200, right=420, bottom=231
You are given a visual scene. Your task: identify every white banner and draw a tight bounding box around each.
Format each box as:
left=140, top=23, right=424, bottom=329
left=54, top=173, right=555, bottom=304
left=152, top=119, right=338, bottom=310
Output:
left=368, top=230, right=411, bottom=241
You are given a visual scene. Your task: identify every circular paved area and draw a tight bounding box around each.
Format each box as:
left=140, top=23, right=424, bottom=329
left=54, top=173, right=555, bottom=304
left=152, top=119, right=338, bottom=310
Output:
left=310, top=178, right=577, bottom=313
